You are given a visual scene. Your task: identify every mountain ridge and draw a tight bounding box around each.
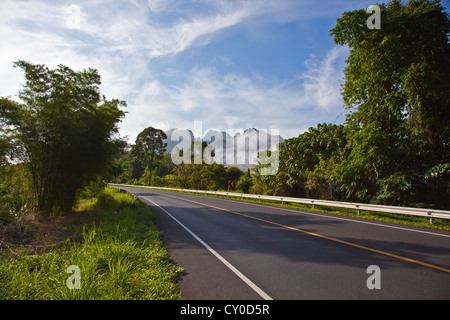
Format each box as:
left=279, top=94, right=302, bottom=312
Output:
left=164, top=128, right=283, bottom=171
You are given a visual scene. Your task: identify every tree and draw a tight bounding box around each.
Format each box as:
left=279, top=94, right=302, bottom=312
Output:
left=119, top=146, right=145, bottom=183
left=256, top=123, right=347, bottom=198
left=225, top=166, right=244, bottom=190
left=236, top=169, right=253, bottom=193
left=133, top=127, right=167, bottom=172
left=131, top=127, right=167, bottom=185
left=251, top=149, right=281, bottom=195
left=330, top=0, right=450, bottom=208
left=0, top=61, right=126, bottom=215
left=201, top=163, right=229, bottom=190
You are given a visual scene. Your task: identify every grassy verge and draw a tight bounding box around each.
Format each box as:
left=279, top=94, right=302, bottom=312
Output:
left=121, top=185, right=450, bottom=231
left=0, top=187, right=182, bottom=300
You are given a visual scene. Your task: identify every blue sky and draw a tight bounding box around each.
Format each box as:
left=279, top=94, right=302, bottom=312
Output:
left=1, top=0, right=448, bottom=142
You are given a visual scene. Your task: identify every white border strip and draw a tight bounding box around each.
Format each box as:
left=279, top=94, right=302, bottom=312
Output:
left=142, top=196, right=273, bottom=301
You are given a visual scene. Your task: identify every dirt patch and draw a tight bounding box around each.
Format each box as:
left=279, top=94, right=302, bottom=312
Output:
left=0, top=210, right=99, bottom=257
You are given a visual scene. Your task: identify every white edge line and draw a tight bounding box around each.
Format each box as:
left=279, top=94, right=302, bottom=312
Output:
left=142, top=196, right=273, bottom=301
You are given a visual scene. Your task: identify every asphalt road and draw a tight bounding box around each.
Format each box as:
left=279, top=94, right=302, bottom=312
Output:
left=118, top=186, right=450, bottom=300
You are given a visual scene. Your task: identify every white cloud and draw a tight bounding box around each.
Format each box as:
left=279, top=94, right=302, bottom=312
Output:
left=119, top=44, right=348, bottom=142
left=298, top=45, right=348, bottom=112
left=146, top=0, right=165, bottom=12
left=0, top=0, right=349, bottom=143
left=72, top=0, right=249, bottom=59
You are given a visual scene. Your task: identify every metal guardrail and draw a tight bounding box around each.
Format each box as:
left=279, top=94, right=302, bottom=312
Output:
left=109, top=183, right=450, bottom=224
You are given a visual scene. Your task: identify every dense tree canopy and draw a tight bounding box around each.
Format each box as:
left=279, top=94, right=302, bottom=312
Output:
left=105, top=1, right=449, bottom=210
left=133, top=127, right=167, bottom=172
left=2, top=0, right=448, bottom=227
left=0, top=61, right=126, bottom=215
left=34, top=0, right=446, bottom=212
left=330, top=0, right=449, bottom=207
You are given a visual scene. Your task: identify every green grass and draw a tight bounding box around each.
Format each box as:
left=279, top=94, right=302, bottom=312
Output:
left=0, top=188, right=183, bottom=300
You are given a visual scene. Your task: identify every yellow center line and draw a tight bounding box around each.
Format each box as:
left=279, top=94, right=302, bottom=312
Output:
left=158, top=192, right=450, bottom=274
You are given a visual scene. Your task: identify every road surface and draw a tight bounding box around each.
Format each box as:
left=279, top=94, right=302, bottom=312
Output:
left=117, top=186, right=450, bottom=300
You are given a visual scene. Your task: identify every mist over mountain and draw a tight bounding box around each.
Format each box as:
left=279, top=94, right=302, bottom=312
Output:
left=164, top=128, right=283, bottom=171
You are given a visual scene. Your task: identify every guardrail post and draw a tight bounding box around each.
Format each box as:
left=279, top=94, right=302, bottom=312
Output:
left=428, top=212, right=433, bottom=225
left=311, top=200, right=315, bottom=209
left=356, top=205, right=360, bottom=216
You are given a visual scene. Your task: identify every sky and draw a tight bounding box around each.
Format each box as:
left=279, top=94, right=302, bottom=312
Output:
left=1, top=0, right=449, bottom=142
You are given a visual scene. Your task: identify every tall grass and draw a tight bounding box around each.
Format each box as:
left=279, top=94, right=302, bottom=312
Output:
left=0, top=188, right=182, bottom=300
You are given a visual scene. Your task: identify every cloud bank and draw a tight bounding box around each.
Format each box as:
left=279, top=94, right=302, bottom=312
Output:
left=0, top=0, right=351, bottom=142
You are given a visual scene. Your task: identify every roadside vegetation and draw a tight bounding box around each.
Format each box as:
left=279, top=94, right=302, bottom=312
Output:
left=0, top=187, right=182, bottom=300
left=0, top=0, right=448, bottom=299
left=0, top=60, right=183, bottom=299
left=109, top=1, right=449, bottom=212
